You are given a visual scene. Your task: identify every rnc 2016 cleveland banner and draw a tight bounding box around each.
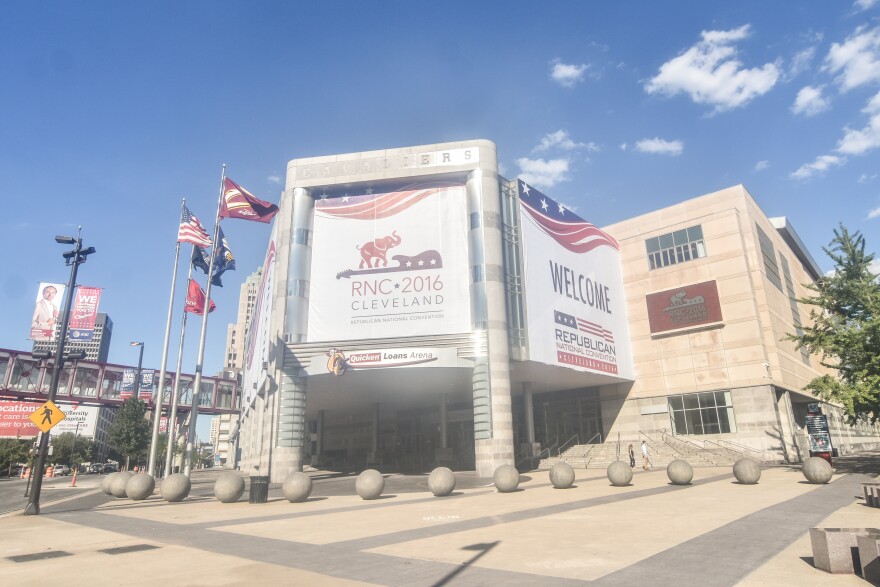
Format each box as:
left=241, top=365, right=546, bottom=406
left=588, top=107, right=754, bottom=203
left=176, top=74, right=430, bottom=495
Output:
left=308, top=184, right=471, bottom=341
left=518, top=180, right=634, bottom=379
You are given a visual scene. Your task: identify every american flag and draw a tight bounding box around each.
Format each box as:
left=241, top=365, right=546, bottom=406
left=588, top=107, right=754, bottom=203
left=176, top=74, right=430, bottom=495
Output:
left=519, top=180, right=619, bottom=253
left=178, top=206, right=212, bottom=247
left=315, top=184, right=460, bottom=220
left=555, top=310, right=615, bottom=343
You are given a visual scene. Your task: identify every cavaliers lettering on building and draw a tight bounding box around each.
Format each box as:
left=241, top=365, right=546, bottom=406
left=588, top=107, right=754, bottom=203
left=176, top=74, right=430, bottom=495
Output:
left=646, top=281, right=723, bottom=334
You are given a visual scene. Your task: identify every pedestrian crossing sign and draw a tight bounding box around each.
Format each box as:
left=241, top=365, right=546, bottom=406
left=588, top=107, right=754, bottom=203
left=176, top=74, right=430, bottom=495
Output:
left=29, top=400, right=66, bottom=433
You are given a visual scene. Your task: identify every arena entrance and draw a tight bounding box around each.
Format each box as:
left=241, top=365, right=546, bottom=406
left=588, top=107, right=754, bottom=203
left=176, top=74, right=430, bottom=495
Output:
left=303, top=366, right=475, bottom=472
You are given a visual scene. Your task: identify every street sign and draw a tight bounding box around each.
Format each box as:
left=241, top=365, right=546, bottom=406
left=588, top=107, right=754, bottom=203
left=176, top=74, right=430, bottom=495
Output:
left=28, top=400, right=66, bottom=433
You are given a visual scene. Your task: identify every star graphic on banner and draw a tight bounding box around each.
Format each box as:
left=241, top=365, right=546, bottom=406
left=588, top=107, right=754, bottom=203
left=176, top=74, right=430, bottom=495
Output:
left=430, top=259, right=437, bottom=265
left=418, top=260, right=424, bottom=266
left=540, top=198, right=548, bottom=211
left=342, top=196, right=350, bottom=202
left=394, top=282, right=400, bottom=289
left=319, top=193, right=328, bottom=201
left=558, top=203, right=565, bottom=215
left=406, top=261, right=412, bottom=267
left=521, top=181, right=531, bottom=197
left=365, top=187, right=374, bottom=195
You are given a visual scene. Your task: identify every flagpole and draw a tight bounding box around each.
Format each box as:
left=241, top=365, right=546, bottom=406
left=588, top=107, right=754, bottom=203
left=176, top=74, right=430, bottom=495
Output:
left=164, top=253, right=195, bottom=477
left=183, top=163, right=226, bottom=476
left=147, top=198, right=185, bottom=477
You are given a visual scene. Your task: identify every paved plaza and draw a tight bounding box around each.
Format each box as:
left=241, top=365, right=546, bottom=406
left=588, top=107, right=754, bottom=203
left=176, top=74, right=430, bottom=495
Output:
left=1, top=454, right=878, bottom=586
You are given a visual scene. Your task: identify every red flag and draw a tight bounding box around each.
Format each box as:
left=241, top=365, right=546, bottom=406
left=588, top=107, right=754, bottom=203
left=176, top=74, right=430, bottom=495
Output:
left=220, top=178, right=279, bottom=223
left=184, top=278, right=216, bottom=315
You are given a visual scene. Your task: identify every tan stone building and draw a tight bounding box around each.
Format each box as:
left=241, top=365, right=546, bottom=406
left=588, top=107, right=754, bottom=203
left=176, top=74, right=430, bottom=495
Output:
left=602, top=184, right=879, bottom=459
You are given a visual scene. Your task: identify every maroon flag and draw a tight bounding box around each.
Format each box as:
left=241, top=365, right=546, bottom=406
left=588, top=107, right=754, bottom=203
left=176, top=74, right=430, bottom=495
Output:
left=184, top=278, right=216, bottom=315
left=220, top=178, right=279, bottom=223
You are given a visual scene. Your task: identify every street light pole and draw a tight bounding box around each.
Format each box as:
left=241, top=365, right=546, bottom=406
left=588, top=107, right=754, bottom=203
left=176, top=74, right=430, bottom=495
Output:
left=131, top=342, right=144, bottom=398
left=25, top=231, right=96, bottom=516
left=70, top=420, right=81, bottom=468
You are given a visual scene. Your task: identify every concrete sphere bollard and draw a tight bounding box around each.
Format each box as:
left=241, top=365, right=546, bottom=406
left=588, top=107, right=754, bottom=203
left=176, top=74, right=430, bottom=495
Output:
left=667, top=459, right=694, bottom=485
left=549, top=462, right=575, bottom=489
left=428, top=467, right=456, bottom=497
left=282, top=471, right=313, bottom=503
left=102, top=472, right=118, bottom=495
left=802, top=456, right=833, bottom=484
left=126, top=473, right=156, bottom=500
left=110, top=471, right=134, bottom=498
left=493, top=464, right=520, bottom=493
left=607, top=461, right=634, bottom=486
left=162, top=473, right=192, bottom=502
left=732, top=458, right=762, bottom=485
left=355, top=469, right=385, bottom=500
left=214, top=472, right=246, bottom=503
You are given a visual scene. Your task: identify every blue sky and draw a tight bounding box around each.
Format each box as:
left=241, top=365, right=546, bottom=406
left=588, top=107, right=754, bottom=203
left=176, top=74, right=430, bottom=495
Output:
left=2, top=2, right=879, bottom=438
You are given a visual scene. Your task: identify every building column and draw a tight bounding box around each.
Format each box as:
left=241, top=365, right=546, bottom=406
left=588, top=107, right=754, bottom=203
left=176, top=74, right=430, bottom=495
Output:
left=271, top=186, right=314, bottom=481
left=467, top=168, right=514, bottom=478
left=436, top=393, right=453, bottom=467
left=370, top=403, right=380, bottom=463
left=315, top=409, right=325, bottom=466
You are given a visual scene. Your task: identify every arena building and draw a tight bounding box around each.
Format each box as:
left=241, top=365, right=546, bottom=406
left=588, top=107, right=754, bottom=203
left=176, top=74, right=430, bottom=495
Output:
left=234, top=140, right=880, bottom=481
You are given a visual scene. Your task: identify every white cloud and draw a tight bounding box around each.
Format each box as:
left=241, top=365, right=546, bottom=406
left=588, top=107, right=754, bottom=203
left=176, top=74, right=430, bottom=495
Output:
left=837, top=113, right=880, bottom=155
left=855, top=0, right=879, bottom=11
left=754, top=160, right=770, bottom=171
left=859, top=173, right=877, bottom=182
left=790, top=154, right=845, bottom=179
left=867, top=205, right=880, bottom=219
left=635, top=137, right=684, bottom=156
left=516, top=157, right=570, bottom=189
left=550, top=61, right=588, bottom=87
left=619, top=142, right=628, bottom=151
left=871, top=258, right=880, bottom=277
left=267, top=175, right=282, bottom=184
left=533, top=129, right=598, bottom=152
left=823, top=25, right=880, bottom=91
left=865, top=90, right=880, bottom=113
left=645, top=24, right=780, bottom=113
left=792, top=85, right=830, bottom=116
left=788, top=47, right=816, bottom=79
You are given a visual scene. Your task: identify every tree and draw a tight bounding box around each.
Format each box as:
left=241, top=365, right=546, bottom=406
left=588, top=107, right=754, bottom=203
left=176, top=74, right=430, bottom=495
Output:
left=791, top=224, right=880, bottom=423
left=0, top=438, right=29, bottom=477
left=48, top=432, right=95, bottom=467
left=107, top=398, right=151, bottom=469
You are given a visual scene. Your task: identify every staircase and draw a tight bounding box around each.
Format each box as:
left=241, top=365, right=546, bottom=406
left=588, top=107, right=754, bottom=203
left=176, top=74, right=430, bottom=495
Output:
left=539, top=434, right=743, bottom=470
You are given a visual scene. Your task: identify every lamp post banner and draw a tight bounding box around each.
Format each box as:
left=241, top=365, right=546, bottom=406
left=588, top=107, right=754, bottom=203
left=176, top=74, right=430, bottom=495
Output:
left=139, top=369, right=155, bottom=400
left=69, top=286, right=102, bottom=341
left=29, top=282, right=66, bottom=341
left=121, top=368, right=137, bottom=399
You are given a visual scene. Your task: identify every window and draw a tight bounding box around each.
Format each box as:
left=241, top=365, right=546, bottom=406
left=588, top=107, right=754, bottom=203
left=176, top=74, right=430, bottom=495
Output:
left=668, top=391, right=737, bottom=435
left=779, top=255, right=810, bottom=365
left=756, top=224, right=783, bottom=291
left=646, top=225, right=707, bottom=270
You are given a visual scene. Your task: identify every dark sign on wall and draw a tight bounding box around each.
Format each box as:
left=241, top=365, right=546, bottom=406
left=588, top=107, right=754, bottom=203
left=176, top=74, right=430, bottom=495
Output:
left=646, top=280, right=723, bottom=334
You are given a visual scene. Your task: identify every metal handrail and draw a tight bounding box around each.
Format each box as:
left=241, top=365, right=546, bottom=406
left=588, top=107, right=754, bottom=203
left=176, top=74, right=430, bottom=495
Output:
left=557, top=434, right=580, bottom=457
left=716, top=438, right=766, bottom=462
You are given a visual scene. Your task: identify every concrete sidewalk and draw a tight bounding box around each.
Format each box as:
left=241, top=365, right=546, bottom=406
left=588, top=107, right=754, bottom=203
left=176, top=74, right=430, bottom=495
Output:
left=1, top=455, right=878, bottom=586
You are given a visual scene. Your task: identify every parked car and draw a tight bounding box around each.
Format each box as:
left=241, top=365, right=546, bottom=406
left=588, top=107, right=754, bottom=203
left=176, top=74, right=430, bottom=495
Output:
left=102, top=463, right=118, bottom=473
left=53, top=464, right=70, bottom=476
left=88, top=463, right=104, bottom=474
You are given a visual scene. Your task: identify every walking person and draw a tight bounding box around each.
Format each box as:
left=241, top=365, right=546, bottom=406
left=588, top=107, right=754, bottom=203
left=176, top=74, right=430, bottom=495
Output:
left=628, top=444, right=635, bottom=468
left=641, top=440, right=652, bottom=470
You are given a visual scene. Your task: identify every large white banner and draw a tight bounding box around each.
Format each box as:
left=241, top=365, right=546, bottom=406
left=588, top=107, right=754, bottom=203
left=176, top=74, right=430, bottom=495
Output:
left=308, top=184, right=471, bottom=341
left=243, top=222, right=277, bottom=407
left=518, top=180, right=634, bottom=380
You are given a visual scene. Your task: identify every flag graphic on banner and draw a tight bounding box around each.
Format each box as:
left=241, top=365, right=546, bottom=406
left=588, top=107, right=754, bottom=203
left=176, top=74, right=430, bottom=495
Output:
left=178, top=206, right=212, bottom=247
left=554, top=310, right=615, bottom=343
left=315, top=186, right=443, bottom=220
left=519, top=180, right=619, bottom=254
left=220, top=178, right=279, bottom=223
left=184, top=278, right=216, bottom=315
